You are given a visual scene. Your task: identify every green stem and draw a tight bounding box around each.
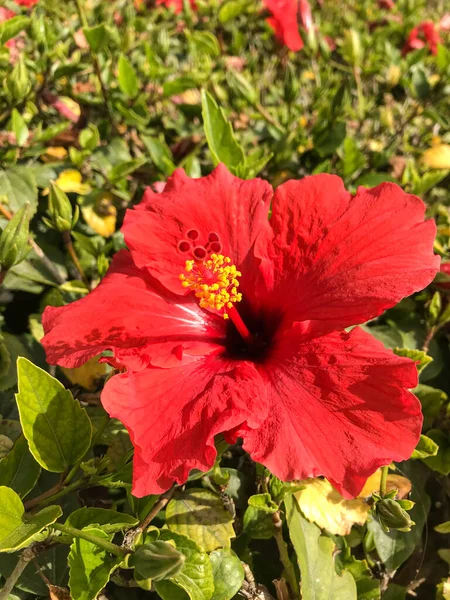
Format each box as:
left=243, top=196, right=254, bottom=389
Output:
left=272, top=511, right=299, bottom=598
left=74, top=0, right=88, bottom=27
left=50, top=522, right=129, bottom=557
left=379, top=466, right=389, bottom=497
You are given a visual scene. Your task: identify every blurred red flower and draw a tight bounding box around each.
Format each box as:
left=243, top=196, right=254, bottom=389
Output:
left=42, top=165, right=439, bottom=498
left=403, top=21, right=441, bottom=55
left=378, top=0, right=394, bottom=9
left=15, top=0, right=39, bottom=6
left=156, top=0, right=196, bottom=14
left=263, top=0, right=304, bottom=52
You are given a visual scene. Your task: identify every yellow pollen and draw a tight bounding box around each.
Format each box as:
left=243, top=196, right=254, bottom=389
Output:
left=179, top=253, right=242, bottom=317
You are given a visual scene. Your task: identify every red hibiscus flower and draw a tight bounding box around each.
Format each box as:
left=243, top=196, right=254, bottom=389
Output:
left=156, top=0, right=196, bottom=14
left=263, top=0, right=304, bottom=52
left=437, top=262, right=450, bottom=290
left=402, top=21, right=441, bottom=55
left=42, top=165, right=439, bottom=498
left=15, top=0, right=39, bottom=6
left=0, top=7, right=16, bottom=22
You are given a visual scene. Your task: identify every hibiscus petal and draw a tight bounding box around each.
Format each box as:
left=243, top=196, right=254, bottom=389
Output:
left=263, top=0, right=304, bottom=52
left=102, top=358, right=268, bottom=496
left=264, top=175, right=439, bottom=332
left=240, top=326, right=422, bottom=498
left=42, top=250, right=224, bottom=369
left=122, top=164, right=273, bottom=295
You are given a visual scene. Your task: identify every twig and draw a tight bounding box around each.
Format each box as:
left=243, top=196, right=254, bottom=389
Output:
left=0, top=548, right=36, bottom=600
left=422, top=326, right=437, bottom=353
left=124, top=484, right=177, bottom=548
left=272, top=511, right=299, bottom=599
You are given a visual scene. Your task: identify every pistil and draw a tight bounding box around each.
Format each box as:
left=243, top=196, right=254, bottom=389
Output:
left=179, top=253, right=254, bottom=343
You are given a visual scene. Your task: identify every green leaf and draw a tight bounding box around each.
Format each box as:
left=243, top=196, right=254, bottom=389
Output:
left=163, top=76, right=201, bottom=98
left=0, top=487, right=61, bottom=553
left=154, top=530, right=214, bottom=600
left=201, top=90, right=245, bottom=174
left=242, top=502, right=274, bottom=540
left=0, top=168, right=38, bottom=222
left=422, top=430, right=450, bottom=475
left=382, top=584, right=407, bottom=600
left=166, top=488, right=235, bottom=552
left=10, top=109, right=29, bottom=147
left=435, top=521, right=450, bottom=534
left=414, top=384, right=447, bottom=422
left=118, top=54, right=139, bottom=99
left=66, top=507, right=138, bottom=533
left=341, top=137, right=365, bottom=178
left=15, top=357, right=92, bottom=472
left=218, top=0, right=251, bottom=23
left=313, top=121, right=346, bottom=157
left=131, top=540, right=186, bottom=581
left=68, top=527, right=122, bottom=600
left=187, top=31, right=220, bottom=58
left=393, top=347, right=432, bottom=373
left=0, top=434, right=41, bottom=498
left=141, top=134, right=176, bottom=177
left=248, top=493, right=278, bottom=513
left=109, top=157, right=146, bottom=181
left=0, top=16, right=30, bottom=45
left=411, top=434, right=439, bottom=460
left=210, top=549, right=244, bottom=600
left=285, top=495, right=357, bottom=600
left=82, top=24, right=108, bottom=53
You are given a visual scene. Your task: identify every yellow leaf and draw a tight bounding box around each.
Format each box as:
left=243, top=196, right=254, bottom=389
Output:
left=54, top=169, right=92, bottom=195
left=294, top=471, right=412, bottom=536
left=82, top=193, right=117, bottom=237
left=42, top=147, right=68, bottom=162
left=61, top=356, right=107, bottom=391
left=358, top=471, right=411, bottom=499
left=294, top=478, right=370, bottom=536
left=422, top=144, right=450, bottom=169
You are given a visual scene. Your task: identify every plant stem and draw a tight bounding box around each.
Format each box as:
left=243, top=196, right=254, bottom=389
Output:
left=50, top=522, right=129, bottom=557
left=379, top=466, right=389, bottom=497
left=422, top=326, right=436, bottom=353
left=24, top=479, right=88, bottom=511
left=124, top=485, right=177, bottom=548
left=61, top=230, right=89, bottom=288
left=272, top=511, right=299, bottom=599
left=0, top=548, right=36, bottom=600
left=254, top=102, right=285, bottom=133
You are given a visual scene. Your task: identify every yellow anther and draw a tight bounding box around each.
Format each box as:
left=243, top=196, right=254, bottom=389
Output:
left=179, top=253, right=243, bottom=318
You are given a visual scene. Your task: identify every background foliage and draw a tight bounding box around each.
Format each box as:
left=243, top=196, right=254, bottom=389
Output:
left=0, top=0, right=450, bottom=599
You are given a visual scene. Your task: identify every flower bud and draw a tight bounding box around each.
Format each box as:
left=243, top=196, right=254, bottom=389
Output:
left=0, top=203, right=31, bottom=270
left=375, top=498, right=415, bottom=532
left=4, top=57, right=31, bottom=102
left=131, top=541, right=186, bottom=582
left=46, top=183, right=79, bottom=232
